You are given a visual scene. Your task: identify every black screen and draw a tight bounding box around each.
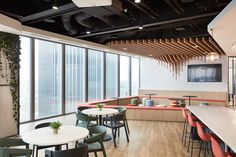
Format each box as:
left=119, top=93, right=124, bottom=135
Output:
left=187, top=64, right=222, bottom=82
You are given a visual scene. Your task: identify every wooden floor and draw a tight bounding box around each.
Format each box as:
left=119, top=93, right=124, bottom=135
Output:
left=20, top=115, right=210, bottom=157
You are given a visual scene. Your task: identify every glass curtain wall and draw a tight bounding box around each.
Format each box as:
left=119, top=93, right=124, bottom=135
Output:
left=19, top=37, right=31, bottom=122
left=106, top=53, right=118, bottom=98
left=65, top=45, right=85, bottom=113
left=35, top=39, right=62, bottom=119
left=131, top=58, right=140, bottom=95
left=120, top=56, right=130, bottom=97
left=19, top=36, right=140, bottom=122
left=88, top=49, right=103, bottom=101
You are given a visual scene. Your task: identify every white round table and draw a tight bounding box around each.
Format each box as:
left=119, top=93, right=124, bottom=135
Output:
left=82, top=108, right=118, bottom=117
left=21, top=125, right=89, bottom=146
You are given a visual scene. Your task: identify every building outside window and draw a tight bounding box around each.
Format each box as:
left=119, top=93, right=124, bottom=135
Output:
left=35, top=39, right=62, bottom=119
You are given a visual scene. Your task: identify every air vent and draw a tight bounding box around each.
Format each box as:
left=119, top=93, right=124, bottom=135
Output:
left=72, top=0, right=112, bottom=8
left=181, top=0, right=195, bottom=3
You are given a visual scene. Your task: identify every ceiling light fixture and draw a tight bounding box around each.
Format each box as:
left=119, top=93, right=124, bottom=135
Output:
left=138, top=26, right=143, bottom=30
left=206, top=28, right=220, bottom=62
left=86, top=31, right=91, bottom=34
left=52, top=0, right=59, bottom=9
left=135, top=0, right=141, bottom=3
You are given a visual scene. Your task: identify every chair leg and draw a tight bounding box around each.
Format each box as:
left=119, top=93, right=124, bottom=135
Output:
left=94, top=152, right=98, bottom=157
left=124, top=123, right=129, bottom=142
left=118, top=128, right=120, bottom=138
left=125, top=119, right=130, bottom=134
left=187, top=127, right=192, bottom=152
left=111, top=128, right=117, bottom=147
left=198, top=140, right=203, bottom=157
left=32, top=145, right=35, bottom=157
left=184, top=124, right=189, bottom=147
left=35, top=145, right=38, bottom=157
left=191, top=133, right=194, bottom=157
left=181, top=120, right=186, bottom=142
left=101, top=142, right=107, bottom=157
left=66, top=143, right=68, bottom=150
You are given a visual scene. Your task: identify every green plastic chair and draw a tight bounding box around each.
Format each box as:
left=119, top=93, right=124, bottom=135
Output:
left=0, top=138, right=29, bottom=148
left=83, top=126, right=107, bottom=157
left=0, top=147, right=32, bottom=157
left=77, top=107, right=98, bottom=124
left=75, top=112, right=97, bottom=128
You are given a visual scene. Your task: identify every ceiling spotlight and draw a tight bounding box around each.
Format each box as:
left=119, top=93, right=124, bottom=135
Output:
left=86, top=31, right=91, bottom=34
left=52, top=0, right=59, bottom=9
left=138, top=26, right=143, bottom=30
left=135, top=0, right=141, bottom=3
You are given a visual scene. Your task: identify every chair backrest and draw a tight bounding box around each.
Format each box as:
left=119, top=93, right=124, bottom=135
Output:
left=77, top=107, right=89, bottom=113
left=0, top=147, right=32, bottom=157
left=187, top=113, right=196, bottom=127
left=84, top=126, right=106, bottom=144
left=111, top=112, right=126, bottom=122
left=115, top=107, right=126, bottom=113
left=75, top=112, right=89, bottom=122
left=196, top=122, right=209, bottom=141
left=45, top=144, right=88, bottom=157
left=35, top=122, right=51, bottom=129
left=182, top=108, right=187, bottom=119
left=210, top=136, right=225, bottom=157
left=0, top=138, right=28, bottom=148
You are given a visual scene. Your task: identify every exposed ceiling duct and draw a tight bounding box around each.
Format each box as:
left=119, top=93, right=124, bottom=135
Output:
left=61, top=15, right=78, bottom=35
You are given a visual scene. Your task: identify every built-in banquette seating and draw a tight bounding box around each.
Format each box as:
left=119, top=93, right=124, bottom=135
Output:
left=78, top=90, right=227, bottom=122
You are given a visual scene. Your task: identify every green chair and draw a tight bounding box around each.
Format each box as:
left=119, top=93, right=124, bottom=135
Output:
left=103, top=112, right=129, bottom=147
left=75, top=112, right=97, bottom=128
left=82, top=126, right=107, bottom=157
left=77, top=107, right=98, bottom=124
left=0, top=147, right=32, bottom=157
left=0, top=137, right=29, bottom=148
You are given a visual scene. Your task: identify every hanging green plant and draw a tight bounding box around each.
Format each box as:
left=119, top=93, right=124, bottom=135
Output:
left=0, top=32, right=20, bottom=122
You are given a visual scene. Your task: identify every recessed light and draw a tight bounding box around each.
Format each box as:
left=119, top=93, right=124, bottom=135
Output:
left=86, top=31, right=91, bottom=34
left=135, top=0, right=141, bottom=3
left=148, top=54, right=153, bottom=56
left=138, top=26, right=143, bottom=30
left=52, top=6, right=58, bottom=10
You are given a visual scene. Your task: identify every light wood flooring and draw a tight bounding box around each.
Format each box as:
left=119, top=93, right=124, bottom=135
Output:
left=20, top=114, right=209, bottom=157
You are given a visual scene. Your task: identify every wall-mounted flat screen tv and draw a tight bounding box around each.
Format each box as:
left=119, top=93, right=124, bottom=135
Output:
left=187, top=64, right=222, bottom=82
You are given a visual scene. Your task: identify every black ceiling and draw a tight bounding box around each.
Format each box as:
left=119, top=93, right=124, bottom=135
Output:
left=0, top=0, right=230, bottom=44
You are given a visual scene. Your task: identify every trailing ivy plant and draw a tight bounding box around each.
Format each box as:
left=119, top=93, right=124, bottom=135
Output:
left=0, top=32, right=20, bottom=122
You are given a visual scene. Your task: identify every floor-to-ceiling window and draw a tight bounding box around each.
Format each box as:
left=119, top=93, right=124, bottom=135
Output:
left=106, top=53, right=118, bottom=98
left=19, top=37, right=31, bottom=122
left=88, top=49, right=104, bottom=101
left=120, top=56, right=130, bottom=97
left=131, top=57, right=140, bottom=95
left=19, top=36, right=140, bottom=122
left=65, top=45, right=85, bottom=113
left=35, top=39, right=62, bottom=119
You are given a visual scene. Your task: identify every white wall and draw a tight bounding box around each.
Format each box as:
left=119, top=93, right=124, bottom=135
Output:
left=140, top=56, right=228, bottom=92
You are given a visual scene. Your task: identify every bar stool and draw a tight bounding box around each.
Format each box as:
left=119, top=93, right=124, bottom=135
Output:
left=187, top=112, right=200, bottom=157
left=210, top=136, right=236, bottom=157
left=182, top=109, right=198, bottom=146
left=196, top=122, right=211, bottom=157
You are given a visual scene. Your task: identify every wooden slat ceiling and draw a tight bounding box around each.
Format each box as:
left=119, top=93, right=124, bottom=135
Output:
left=106, top=36, right=225, bottom=64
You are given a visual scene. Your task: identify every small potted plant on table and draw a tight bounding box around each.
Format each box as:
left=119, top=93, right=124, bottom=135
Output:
left=97, top=103, right=104, bottom=111
left=49, top=121, right=62, bottom=134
